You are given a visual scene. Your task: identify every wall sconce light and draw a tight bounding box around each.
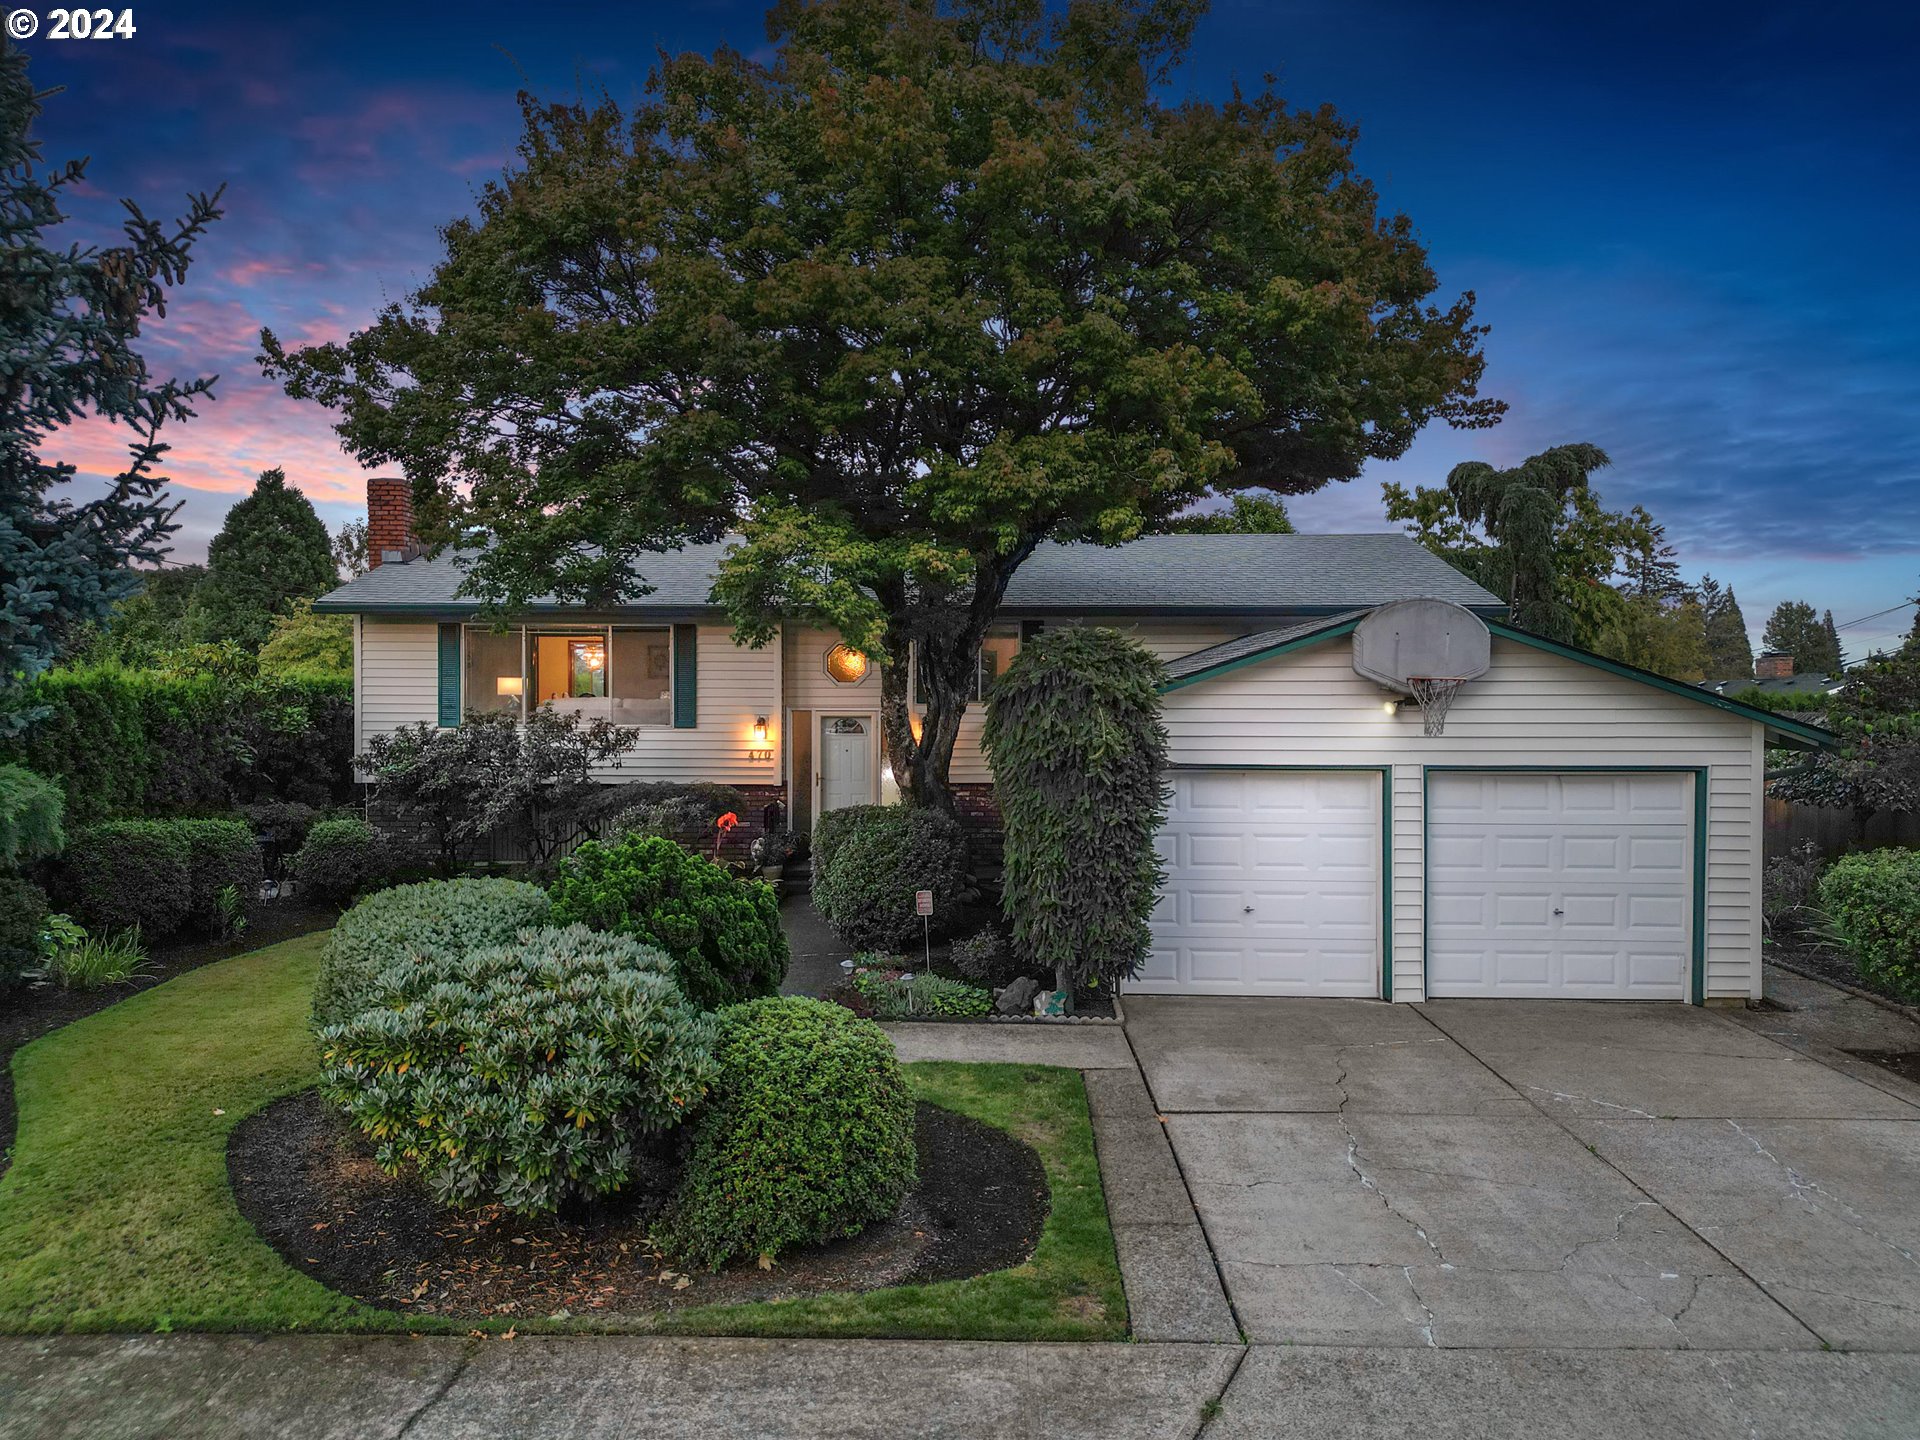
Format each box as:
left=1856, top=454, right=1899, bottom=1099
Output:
left=753, top=715, right=769, bottom=742
left=824, top=643, right=869, bottom=684
left=1381, top=697, right=1400, bottom=716
left=497, top=676, right=524, bottom=698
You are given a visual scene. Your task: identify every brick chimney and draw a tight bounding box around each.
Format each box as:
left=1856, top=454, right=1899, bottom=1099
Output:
left=366, top=478, right=418, bottom=567
left=1755, top=650, right=1795, bottom=680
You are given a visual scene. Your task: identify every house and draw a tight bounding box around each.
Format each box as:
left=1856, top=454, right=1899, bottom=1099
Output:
left=1701, top=650, right=1844, bottom=701
left=317, top=479, right=1830, bottom=1008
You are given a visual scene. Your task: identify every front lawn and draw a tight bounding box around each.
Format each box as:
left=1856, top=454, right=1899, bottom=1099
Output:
left=0, top=935, right=1122, bottom=1340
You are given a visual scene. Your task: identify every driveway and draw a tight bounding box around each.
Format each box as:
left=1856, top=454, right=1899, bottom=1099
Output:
left=1125, top=994, right=1920, bottom=1354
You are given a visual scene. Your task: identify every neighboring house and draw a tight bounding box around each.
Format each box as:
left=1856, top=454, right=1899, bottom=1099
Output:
left=317, top=479, right=1829, bottom=1009
left=1701, top=649, right=1844, bottom=702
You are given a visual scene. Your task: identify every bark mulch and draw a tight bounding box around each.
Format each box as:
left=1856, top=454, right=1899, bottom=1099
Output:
left=0, top=901, right=340, bottom=1175
left=229, top=1092, right=1048, bottom=1324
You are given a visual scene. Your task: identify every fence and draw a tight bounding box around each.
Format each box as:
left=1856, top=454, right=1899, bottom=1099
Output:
left=1765, top=796, right=1920, bottom=859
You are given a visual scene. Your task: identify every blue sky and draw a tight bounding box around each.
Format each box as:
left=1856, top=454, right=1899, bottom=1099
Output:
left=22, top=0, right=1920, bottom=655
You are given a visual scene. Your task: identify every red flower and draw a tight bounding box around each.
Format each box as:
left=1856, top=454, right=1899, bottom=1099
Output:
left=716, top=812, right=739, bottom=831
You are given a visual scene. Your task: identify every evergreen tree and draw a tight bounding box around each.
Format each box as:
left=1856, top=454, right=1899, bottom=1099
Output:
left=1818, top=609, right=1846, bottom=674
left=1762, top=600, right=1825, bottom=671
left=198, top=469, right=338, bottom=648
left=1698, top=575, right=1753, bottom=679
left=1167, top=492, right=1294, bottom=534
left=0, top=41, right=223, bottom=732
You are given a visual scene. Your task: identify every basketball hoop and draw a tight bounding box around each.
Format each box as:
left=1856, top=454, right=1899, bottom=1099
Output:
left=1406, top=676, right=1467, bottom=736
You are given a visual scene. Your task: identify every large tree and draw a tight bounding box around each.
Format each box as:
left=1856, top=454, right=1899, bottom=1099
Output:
left=198, top=468, right=338, bottom=648
left=1167, top=492, right=1294, bottom=534
left=0, top=40, right=222, bottom=732
left=263, top=0, right=1499, bottom=810
left=1698, top=575, right=1752, bottom=679
left=1762, top=600, right=1842, bottom=675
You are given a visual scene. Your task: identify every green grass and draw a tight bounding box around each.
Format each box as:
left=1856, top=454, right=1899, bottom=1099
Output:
left=0, top=936, right=1125, bottom=1340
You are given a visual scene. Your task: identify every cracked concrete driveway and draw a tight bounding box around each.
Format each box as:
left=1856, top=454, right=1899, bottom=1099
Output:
left=1125, top=994, right=1920, bottom=1354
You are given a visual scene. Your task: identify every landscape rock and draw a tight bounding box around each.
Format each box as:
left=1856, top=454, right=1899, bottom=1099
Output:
left=994, top=976, right=1039, bottom=1015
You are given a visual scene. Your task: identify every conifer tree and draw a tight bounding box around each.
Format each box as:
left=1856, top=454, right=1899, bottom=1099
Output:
left=1698, top=575, right=1753, bottom=679
left=198, top=468, right=338, bottom=648
left=0, top=41, right=222, bottom=732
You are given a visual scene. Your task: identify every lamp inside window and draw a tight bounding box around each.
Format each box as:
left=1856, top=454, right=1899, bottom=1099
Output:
left=824, top=643, right=869, bottom=684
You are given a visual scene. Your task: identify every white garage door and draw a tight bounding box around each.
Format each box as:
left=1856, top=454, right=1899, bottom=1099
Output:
left=1136, top=770, right=1381, bottom=996
left=1426, top=771, right=1694, bottom=1000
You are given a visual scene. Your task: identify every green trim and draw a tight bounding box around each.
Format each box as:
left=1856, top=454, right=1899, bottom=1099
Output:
left=671, top=624, right=698, bottom=729
left=435, top=624, right=461, bottom=727
left=1420, top=766, right=1709, bottom=1006
left=1166, top=764, right=1393, bottom=1000
left=1159, top=616, right=1365, bottom=692
left=1484, top=621, right=1834, bottom=748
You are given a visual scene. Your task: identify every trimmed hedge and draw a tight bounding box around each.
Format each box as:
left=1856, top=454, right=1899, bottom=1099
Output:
left=317, top=924, right=720, bottom=1215
left=661, top=997, right=917, bottom=1269
left=288, top=817, right=393, bottom=906
left=311, top=877, right=552, bottom=1030
left=0, top=875, right=48, bottom=989
left=1819, top=848, right=1920, bottom=1001
left=0, top=664, right=353, bottom=825
left=548, top=833, right=786, bottom=1009
left=51, top=819, right=262, bottom=941
left=810, top=804, right=974, bottom=951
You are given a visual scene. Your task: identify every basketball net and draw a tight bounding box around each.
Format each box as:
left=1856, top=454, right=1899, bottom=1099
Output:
left=1406, top=677, right=1466, bottom=736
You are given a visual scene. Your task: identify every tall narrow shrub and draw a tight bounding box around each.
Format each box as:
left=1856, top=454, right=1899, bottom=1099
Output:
left=982, top=628, right=1169, bottom=998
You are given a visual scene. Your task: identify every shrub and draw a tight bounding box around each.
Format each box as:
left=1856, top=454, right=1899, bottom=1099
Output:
left=0, top=763, right=64, bottom=865
left=311, top=877, right=552, bottom=1030
left=596, top=781, right=748, bottom=850
left=53, top=821, right=192, bottom=939
left=982, top=627, right=1169, bottom=996
left=1818, top=848, right=1920, bottom=1000
left=175, top=819, right=265, bottom=932
left=237, top=799, right=319, bottom=879
left=317, top=924, right=720, bottom=1215
left=1763, top=840, right=1824, bottom=941
left=0, top=875, right=48, bottom=989
left=289, top=817, right=391, bottom=905
left=852, top=966, right=993, bottom=1019
left=359, top=708, right=641, bottom=873
left=548, top=833, right=786, bottom=1009
left=661, top=997, right=917, bottom=1268
left=810, top=804, right=974, bottom=951
left=947, top=927, right=1034, bottom=989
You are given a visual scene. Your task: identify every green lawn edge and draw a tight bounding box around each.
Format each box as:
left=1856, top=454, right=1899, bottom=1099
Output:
left=0, top=937, right=1126, bottom=1341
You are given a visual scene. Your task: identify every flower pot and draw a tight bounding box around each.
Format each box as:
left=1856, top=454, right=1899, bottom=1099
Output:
left=760, top=863, right=785, bottom=890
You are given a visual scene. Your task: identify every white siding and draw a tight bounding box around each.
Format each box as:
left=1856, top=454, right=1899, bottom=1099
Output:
left=1159, top=635, right=1762, bottom=1003
left=355, top=620, right=783, bottom=786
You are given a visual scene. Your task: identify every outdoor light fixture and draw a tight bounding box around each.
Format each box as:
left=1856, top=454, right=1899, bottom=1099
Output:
left=824, top=643, right=869, bottom=684
left=1382, top=698, right=1400, bottom=715
left=497, top=676, right=524, bottom=697
left=753, top=715, right=769, bottom=742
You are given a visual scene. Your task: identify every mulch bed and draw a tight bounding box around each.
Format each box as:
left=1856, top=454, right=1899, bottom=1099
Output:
left=229, top=1092, right=1048, bottom=1323
left=1770, top=940, right=1920, bottom=1014
left=1847, top=1050, right=1920, bottom=1085
left=0, top=901, right=340, bottom=1176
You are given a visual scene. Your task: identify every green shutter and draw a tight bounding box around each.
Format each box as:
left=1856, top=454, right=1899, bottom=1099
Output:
left=436, top=624, right=462, bottom=727
left=672, top=624, right=698, bottom=728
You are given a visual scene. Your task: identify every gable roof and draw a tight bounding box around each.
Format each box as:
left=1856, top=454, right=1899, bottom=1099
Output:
left=1161, top=610, right=1837, bottom=750
left=313, top=533, right=1502, bottom=617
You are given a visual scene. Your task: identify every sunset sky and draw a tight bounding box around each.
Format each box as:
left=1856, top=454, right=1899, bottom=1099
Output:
left=21, top=1, right=1920, bottom=656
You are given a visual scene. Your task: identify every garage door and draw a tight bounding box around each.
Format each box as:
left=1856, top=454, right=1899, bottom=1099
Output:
left=1426, top=771, right=1694, bottom=999
left=1136, top=770, right=1381, bottom=996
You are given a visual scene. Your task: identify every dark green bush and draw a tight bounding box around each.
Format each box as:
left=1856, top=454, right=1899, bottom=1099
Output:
left=289, top=817, right=391, bottom=905
left=947, top=928, right=1034, bottom=989
left=237, top=799, right=319, bottom=879
left=312, top=877, right=552, bottom=1030
left=982, top=627, right=1168, bottom=996
left=594, top=781, right=750, bottom=852
left=548, top=833, right=786, bottom=1009
left=317, top=924, right=720, bottom=1215
left=810, top=804, right=974, bottom=951
left=0, top=875, right=48, bottom=989
left=53, top=821, right=193, bottom=939
left=661, top=997, right=917, bottom=1268
left=175, top=819, right=264, bottom=932
left=0, top=663, right=353, bottom=825
left=1819, top=849, right=1920, bottom=1000
left=0, top=763, right=65, bottom=866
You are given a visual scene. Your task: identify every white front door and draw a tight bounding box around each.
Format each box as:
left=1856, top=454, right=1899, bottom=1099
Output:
left=1135, top=770, right=1382, bottom=996
left=818, top=715, right=875, bottom=815
left=1426, top=771, right=1693, bottom=999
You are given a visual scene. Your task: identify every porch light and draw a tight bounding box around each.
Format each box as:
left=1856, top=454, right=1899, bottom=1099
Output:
left=1382, top=698, right=1399, bottom=715
left=753, top=715, right=769, bottom=742
left=497, top=676, right=524, bottom=697
left=825, top=643, right=869, bottom=684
